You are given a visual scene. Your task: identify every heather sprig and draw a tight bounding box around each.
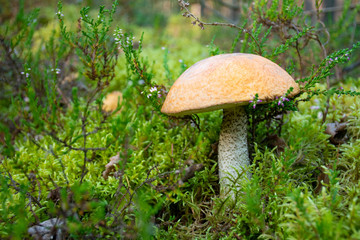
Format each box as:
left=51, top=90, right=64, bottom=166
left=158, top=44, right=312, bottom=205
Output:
left=300, top=41, right=360, bottom=91
left=114, top=28, right=168, bottom=114
left=249, top=94, right=263, bottom=109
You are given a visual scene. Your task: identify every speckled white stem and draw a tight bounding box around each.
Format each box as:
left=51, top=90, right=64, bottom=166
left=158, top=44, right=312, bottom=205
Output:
left=218, top=106, right=251, bottom=198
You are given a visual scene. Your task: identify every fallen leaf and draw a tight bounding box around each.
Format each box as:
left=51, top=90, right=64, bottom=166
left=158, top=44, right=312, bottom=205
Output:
left=325, top=122, right=347, bottom=145
left=47, top=187, right=61, bottom=203
left=177, top=163, right=204, bottom=185
left=314, top=165, right=331, bottom=194
left=265, top=134, right=287, bottom=154
left=103, top=153, right=121, bottom=180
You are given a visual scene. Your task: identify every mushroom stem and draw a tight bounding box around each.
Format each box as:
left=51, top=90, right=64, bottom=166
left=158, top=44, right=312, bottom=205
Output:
left=218, top=106, right=251, bottom=198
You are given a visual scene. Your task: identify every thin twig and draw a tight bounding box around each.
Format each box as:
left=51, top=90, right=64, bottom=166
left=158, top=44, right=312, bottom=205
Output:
left=28, top=137, right=69, bottom=185
left=46, top=130, right=106, bottom=152
left=5, top=170, right=43, bottom=208
left=80, top=116, right=88, bottom=183
left=177, top=0, right=262, bottom=55
left=304, top=4, right=359, bottom=15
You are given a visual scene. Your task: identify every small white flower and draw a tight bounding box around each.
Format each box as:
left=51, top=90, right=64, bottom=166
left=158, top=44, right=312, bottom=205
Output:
left=56, top=11, right=64, bottom=17
left=161, top=47, right=165, bottom=50
left=310, top=106, right=320, bottom=110
left=51, top=68, right=60, bottom=74
left=147, top=94, right=152, bottom=98
left=149, top=87, right=157, bottom=92
left=317, top=111, right=323, bottom=120
left=179, top=59, right=183, bottom=63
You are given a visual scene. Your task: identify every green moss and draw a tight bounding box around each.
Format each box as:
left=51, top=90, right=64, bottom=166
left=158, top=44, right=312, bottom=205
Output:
left=2, top=0, right=360, bottom=238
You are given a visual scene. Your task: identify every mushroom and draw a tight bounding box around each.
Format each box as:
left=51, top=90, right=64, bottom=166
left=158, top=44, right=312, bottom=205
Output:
left=102, top=91, right=123, bottom=113
left=161, top=53, right=300, bottom=198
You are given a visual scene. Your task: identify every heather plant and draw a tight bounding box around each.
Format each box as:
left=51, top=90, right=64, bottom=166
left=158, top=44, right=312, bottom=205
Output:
left=0, top=1, right=213, bottom=237
left=1, top=0, right=360, bottom=239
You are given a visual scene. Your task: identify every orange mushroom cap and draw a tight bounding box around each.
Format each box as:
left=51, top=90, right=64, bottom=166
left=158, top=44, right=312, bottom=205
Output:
left=161, top=53, right=300, bottom=116
left=102, top=91, right=123, bottom=112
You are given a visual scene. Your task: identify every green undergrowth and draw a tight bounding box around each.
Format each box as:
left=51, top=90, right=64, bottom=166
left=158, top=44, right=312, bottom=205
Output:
left=4, top=80, right=360, bottom=239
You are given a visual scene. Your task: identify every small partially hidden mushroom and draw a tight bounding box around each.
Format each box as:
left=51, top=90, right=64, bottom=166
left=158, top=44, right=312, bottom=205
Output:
left=161, top=53, right=299, bottom=198
left=102, top=91, right=123, bottom=113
